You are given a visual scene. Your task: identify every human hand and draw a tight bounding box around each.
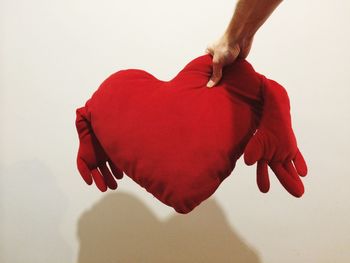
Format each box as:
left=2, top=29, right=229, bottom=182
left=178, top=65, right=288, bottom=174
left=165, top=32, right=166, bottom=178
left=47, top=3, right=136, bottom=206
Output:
left=244, top=76, right=308, bottom=197
left=206, top=34, right=253, bottom=88
left=75, top=106, right=123, bottom=192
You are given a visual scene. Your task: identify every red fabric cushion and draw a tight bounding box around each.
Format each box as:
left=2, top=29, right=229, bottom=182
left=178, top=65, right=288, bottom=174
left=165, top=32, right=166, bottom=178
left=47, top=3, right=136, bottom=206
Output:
left=75, top=54, right=307, bottom=213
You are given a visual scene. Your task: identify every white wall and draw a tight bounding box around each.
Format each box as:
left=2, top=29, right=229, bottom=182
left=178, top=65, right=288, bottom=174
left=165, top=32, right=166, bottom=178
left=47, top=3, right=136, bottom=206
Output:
left=1, top=0, right=349, bottom=262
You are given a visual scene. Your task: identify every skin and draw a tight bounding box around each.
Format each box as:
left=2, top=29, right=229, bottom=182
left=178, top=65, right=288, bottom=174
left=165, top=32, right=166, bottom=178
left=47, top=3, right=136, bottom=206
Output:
left=206, top=0, right=283, bottom=88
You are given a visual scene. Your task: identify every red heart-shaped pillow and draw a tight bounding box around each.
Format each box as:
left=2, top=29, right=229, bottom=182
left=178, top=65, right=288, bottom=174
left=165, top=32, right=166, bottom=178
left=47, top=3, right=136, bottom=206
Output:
left=75, top=54, right=307, bottom=213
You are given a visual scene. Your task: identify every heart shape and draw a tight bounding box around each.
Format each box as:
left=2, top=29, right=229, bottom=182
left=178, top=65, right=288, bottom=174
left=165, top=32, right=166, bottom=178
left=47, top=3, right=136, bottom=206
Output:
left=75, top=54, right=307, bottom=213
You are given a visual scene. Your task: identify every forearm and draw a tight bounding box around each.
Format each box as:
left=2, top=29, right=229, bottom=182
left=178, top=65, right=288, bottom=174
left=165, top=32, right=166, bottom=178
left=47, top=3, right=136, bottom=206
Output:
left=225, top=0, right=282, bottom=43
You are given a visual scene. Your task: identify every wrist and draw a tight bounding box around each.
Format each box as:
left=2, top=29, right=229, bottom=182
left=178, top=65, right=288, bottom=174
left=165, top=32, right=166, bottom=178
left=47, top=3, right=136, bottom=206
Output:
left=223, top=27, right=254, bottom=49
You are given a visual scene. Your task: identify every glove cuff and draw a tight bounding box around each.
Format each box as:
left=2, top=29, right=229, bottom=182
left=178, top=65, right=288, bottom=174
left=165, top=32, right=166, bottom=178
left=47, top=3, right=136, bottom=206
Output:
left=257, top=74, right=293, bottom=130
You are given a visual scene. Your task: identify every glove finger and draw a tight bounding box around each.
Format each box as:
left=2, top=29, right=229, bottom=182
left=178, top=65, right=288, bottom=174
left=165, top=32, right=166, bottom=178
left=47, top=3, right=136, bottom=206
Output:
left=270, top=162, right=304, bottom=197
left=91, top=169, right=107, bottom=192
left=244, top=133, right=263, bottom=165
left=257, top=160, right=270, bottom=193
left=99, top=163, right=118, bottom=190
left=284, top=162, right=305, bottom=196
left=293, top=150, right=308, bottom=177
left=77, top=158, right=93, bottom=185
left=108, top=160, right=124, bottom=179
left=284, top=162, right=300, bottom=180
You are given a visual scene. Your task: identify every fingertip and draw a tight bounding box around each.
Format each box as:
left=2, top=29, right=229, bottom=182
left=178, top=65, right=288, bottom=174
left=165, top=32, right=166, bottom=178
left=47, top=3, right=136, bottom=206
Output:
left=299, top=166, right=308, bottom=177
left=95, top=178, right=107, bottom=192
left=91, top=169, right=107, bottom=192
left=108, top=161, right=124, bottom=180
left=100, top=164, right=118, bottom=190
left=206, top=80, right=215, bottom=88
left=295, top=191, right=304, bottom=198
left=77, top=158, right=93, bottom=185
left=270, top=163, right=305, bottom=198
left=294, top=151, right=308, bottom=177
left=257, top=160, right=270, bottom=193
left=243, top=134, right=263, bottom=165
left=98, top=185, right=108, bottom=192
left=85, top=179, right=93, bottom=186
left=244, top=154, right=257, bottom=166
left=243, top=144, right=260, bottom=166
left=291, top=184, right=305, bottom=198
left=109, top=183, right=118, bottom=190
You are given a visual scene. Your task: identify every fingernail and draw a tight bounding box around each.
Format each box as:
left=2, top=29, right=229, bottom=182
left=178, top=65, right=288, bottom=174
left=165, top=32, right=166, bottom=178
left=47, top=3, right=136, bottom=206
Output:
left=207, top=80, right=215, bottom=88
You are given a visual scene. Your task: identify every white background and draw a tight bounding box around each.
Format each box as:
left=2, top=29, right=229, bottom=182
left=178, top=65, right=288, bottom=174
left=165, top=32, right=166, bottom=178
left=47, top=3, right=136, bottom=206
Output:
left=1, top=0, right=350, bottom=262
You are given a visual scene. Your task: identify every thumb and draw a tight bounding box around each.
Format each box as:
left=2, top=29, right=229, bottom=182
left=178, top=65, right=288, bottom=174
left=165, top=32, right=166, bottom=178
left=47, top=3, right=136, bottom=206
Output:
left=77, top=157, right=93, bottom=185
left=293, top=150, right=308, bottom=177
left=244, top=133, right=263, bottom=165
left=207, top=56, right=223, bottom=88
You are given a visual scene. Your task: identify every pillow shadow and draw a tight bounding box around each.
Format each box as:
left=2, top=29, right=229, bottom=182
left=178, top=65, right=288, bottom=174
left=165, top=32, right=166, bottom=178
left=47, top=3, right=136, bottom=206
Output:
left=77, top=192, right=261, bottom=263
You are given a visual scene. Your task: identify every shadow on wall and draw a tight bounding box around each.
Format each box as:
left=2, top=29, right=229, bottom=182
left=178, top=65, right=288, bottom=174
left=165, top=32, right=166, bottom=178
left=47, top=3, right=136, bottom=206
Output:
left=77, top=192, right=261, bottom=263
left=0, top=159, right=72, bottom=263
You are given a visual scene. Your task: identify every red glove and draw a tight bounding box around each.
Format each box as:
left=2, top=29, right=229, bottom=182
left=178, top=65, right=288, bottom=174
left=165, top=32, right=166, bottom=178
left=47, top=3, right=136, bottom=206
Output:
left=244, top=75, right=308, bottom=197
left=75, top=105, right=123, bottom=192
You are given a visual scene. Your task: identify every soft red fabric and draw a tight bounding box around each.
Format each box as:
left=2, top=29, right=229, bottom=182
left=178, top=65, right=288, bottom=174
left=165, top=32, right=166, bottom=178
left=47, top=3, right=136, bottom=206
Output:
left=244, top=75, right=308, bottom=197
left=75, top=54, right=307, bottom=213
